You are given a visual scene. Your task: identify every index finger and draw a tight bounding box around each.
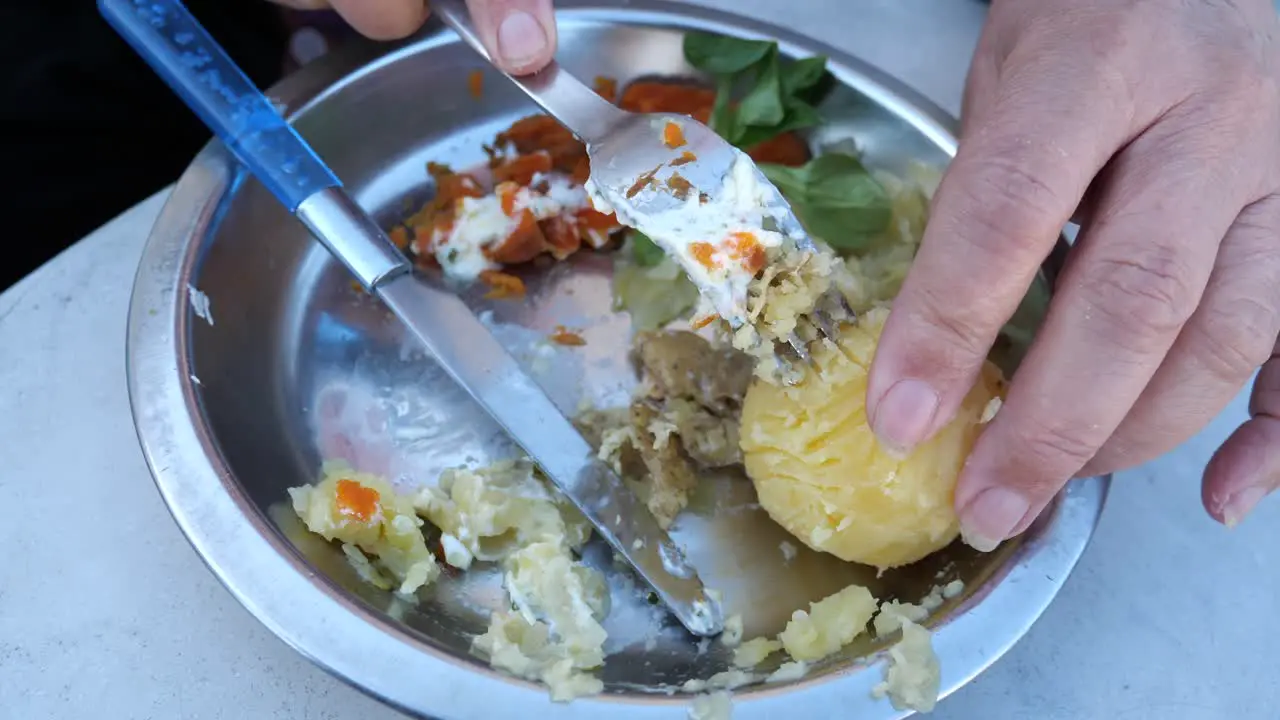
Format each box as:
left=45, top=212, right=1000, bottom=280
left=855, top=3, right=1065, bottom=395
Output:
left=865, top=49, right=1131, bottom=455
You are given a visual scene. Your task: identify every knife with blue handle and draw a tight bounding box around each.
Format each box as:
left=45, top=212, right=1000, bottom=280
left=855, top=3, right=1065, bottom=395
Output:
left=98, top=0, right=724, bottom=637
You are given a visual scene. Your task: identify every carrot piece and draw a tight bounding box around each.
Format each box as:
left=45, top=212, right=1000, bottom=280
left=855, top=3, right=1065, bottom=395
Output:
left=549, top=326, right=587, bottom=346
left=593, top=75, right=618, bottom=103
left=493, top=152, right=553, bottom=186
left=689, top=242, right=718, bottom=270
left=480, top=270, right=527, bottom=299
left=335, top=479, right=380, bottom=522
left=671, top=150, right=697, bottom=167
left=662, top=120, right=686, bottom=149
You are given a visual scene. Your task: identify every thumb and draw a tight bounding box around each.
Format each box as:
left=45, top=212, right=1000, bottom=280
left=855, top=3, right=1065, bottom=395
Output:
left=464, top=0, right=557, bottom=75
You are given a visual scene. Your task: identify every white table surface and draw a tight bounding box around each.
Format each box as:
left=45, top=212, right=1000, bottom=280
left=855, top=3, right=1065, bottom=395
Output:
left=3, top=1, right=1278, bottom=718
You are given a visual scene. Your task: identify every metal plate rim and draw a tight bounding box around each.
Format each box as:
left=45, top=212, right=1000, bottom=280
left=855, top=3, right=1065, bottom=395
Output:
left=126, top=3, right=1110, bottom=718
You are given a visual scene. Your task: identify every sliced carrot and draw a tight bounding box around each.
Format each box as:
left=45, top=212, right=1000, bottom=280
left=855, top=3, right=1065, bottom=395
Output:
left=576, top=208, right=619, bottom=233
left=496, top=115, right=587, bottom=174
left=689, top=242, right=718, bottom=270
left=726, top=231, right=767, bottom=273
left=691, top=314, right=717, bottom=331
left=549, top=326, right=587, bottom=346
left=335, top=479, right=380, bottom=522
left=666, top=173, right=694, bottom=198
left=671, top=150, right=697, bottom=167
left=493, top=152, right=553, bottom=186
left=593, top=75, right=618, bottom=103
left=480, top=270, right=527, bottom=299
left=387, top=226, right=410, bottom=251
left=747, top=132, right=810, bottom=167
left=467, top=69, right=484, bottom=99
left=496, top=182, right=520, bottom=216
left=662, top=120, right=686, bottom=149
left=619, top=81, right=715, bottom=116
left=626, top=167, right=659, bottom=198
left=485, top=210, right=546, bottom=264
left=539, top=216, right=583, bottom=259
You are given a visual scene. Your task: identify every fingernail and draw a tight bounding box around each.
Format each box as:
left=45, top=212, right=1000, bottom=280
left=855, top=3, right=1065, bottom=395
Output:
left=871, top=379, right=940, bottom=454
left=959, top=486, right=1031, bottom=552
left=496, top=10, right=548, bottom=68
left=1222, top=485, right=1269, bottom=529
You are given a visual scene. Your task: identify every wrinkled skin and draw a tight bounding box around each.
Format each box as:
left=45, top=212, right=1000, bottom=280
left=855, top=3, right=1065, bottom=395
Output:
left=866, top=0, right=1280, bottom=548
left=269, top=0, right=556, bottom=73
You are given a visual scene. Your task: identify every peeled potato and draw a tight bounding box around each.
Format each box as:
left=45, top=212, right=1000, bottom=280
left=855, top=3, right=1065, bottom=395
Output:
left=740, top=307, right=1005, bottom=569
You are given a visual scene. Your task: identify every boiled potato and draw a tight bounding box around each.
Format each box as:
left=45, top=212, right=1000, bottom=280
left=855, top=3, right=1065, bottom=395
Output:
left=740, top=307, right=1005, bottom=569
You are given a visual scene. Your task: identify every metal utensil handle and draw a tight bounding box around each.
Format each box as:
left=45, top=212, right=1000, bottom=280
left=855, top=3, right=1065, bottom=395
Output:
left=431, top=0, right=628, bottom=146
left=99, top=0, right=409, bottom=289
left=98, top=0, right=338, bottom=211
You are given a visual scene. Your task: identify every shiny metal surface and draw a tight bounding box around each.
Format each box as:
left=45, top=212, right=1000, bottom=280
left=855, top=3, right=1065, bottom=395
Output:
left=434, top=0, right=823, bottom=333
left=432, top=0, right=630, bottom=146
left=375, top=274, right=724, bottom=636
left=296, top=188, right=411, bottom=289
left=125, top=2, right=1107, bottom=719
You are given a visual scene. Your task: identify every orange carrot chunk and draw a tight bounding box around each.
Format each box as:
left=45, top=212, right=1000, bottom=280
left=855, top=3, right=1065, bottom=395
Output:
left=549, top=326, right=587, bottom=346
left=480, top=270, right=527, bottom=299
left=335, top=479, right=380, bottom=522
left=662, top=120, right=686, bottom=149
left=689, top=242, right=718, bottom=269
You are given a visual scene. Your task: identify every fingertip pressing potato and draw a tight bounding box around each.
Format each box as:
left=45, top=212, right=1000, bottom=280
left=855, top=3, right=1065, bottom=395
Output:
left=741, top=307, right=1006, bottom=569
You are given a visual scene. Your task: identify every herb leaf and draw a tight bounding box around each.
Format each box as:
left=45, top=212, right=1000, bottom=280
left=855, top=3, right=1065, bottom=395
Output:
left=780, top=56, right=828, bottom=95
left=683, top=32, right=775, bottom=75
left=735, top=103, right=822, bottom=148
left=683, top=31, right=831, bottom=151
left=707, top=74, right=738, bottom=141
left=734, top=47, right=785, bottom=132
left=760, top=153, right=893, bottom=250
left=630, top=231, right=666, bottom=267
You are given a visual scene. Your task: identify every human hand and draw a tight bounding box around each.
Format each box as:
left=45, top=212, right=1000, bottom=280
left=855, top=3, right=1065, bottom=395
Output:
left=866, top=0, right=1280, bottom=549
left=268, top=0, right=556, bottom=73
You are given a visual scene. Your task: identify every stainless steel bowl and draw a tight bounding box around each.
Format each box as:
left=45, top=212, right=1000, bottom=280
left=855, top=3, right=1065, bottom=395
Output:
left=128, top=2, right=1108, bottom=718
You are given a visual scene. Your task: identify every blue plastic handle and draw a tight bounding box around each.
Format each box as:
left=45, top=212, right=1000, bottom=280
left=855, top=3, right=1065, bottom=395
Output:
left=99, top=0, right=340, bottom=211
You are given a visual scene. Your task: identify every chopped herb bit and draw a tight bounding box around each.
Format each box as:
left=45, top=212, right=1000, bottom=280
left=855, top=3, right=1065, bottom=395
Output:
left=683, top=32, right=833, bottom=149
left=759, top=152, right=893, bottom=249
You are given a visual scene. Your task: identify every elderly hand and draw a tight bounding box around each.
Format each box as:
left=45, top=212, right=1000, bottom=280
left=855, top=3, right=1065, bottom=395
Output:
left=269, top=0, right=556, bottom=74
left=868, top=0, right=1280, bottom=549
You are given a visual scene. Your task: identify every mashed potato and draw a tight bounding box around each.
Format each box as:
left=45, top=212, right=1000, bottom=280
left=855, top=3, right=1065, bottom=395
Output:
left=289, top=462, right=440, bottom=594
left=740, top=307, right=1006, bottom=569
left=777, top=583, right=878, bottom=662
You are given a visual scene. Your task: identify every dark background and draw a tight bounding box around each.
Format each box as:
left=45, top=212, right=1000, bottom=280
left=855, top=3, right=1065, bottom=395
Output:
left=0, top=2, right=291, bottom=291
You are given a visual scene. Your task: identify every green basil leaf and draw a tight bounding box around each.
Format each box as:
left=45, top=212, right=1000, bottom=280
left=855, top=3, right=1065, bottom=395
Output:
left=631, top=231, right=666, bottom=267
left=708, top=74, right=739, bottom=141
left=759, top=162, right=808, bottom=198
left=780, top=56, right=828, bottom=95
left=734, top=47, right=785, bottom=131
left=760, top=153, right=893, bottom=250
left=735, top=102, right=822, bottom=147
left=683, top=31, right=775, bottom=75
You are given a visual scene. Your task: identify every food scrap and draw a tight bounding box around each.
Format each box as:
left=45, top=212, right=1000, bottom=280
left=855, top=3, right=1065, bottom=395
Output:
left=468, top=68, right=484, bottom=99
left=662, top=119, right=687, bottom=148
left=480, top=269, right=526, bottom=299
left=593, top=75, right=618, bottom=103
left=549, top=326, right=587, bottom=346
left=872, top=599, right=942, bottom=713
left=289, top=464, right=440, bottom=595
